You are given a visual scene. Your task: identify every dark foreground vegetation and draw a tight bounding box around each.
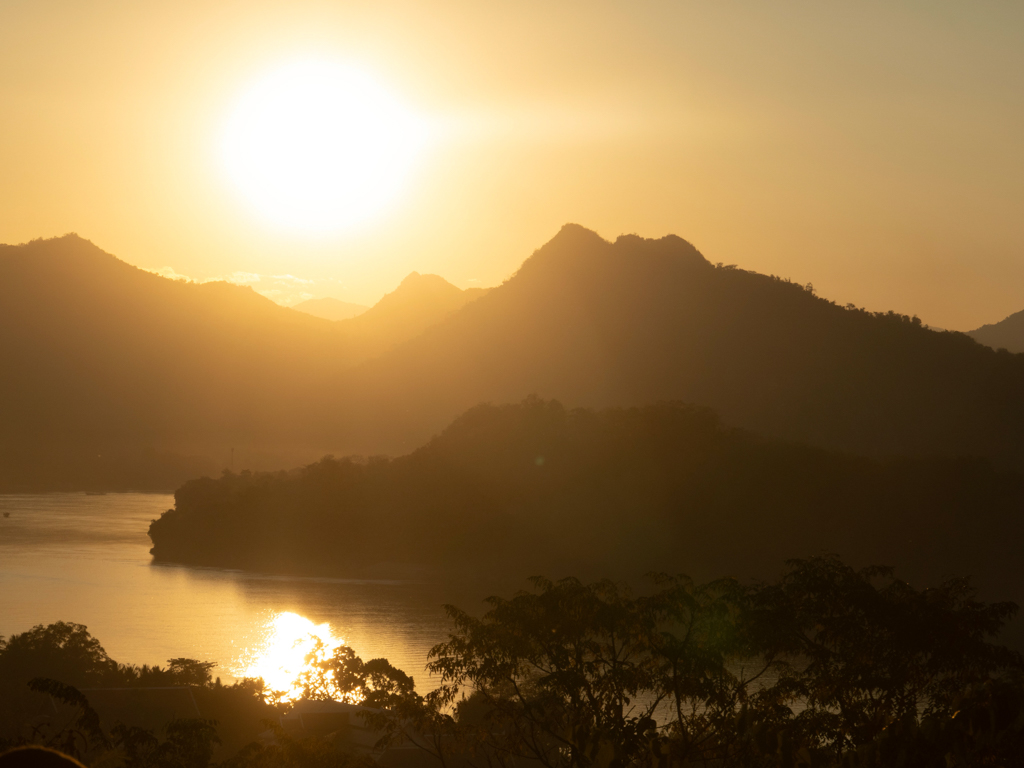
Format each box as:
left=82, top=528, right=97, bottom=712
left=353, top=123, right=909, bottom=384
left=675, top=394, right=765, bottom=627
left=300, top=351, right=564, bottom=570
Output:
left=150, top=398, right=1024, bottom=595
left=4, top=558, right=1024, bottom=767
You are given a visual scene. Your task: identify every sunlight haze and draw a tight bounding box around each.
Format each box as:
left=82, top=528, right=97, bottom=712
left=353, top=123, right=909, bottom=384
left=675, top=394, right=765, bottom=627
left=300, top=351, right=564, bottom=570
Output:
left=1, top=0, right=1022, bottom=328
left=237, top=611, right=346, bottom=702
left=5, top=4, right=1024, bottom=758
left=221, top=58, right=428, bottom=235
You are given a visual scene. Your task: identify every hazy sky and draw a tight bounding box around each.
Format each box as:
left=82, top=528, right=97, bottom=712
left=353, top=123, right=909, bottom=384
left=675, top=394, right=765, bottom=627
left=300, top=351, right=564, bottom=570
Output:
left=1, top=0, right=1021, bottom=330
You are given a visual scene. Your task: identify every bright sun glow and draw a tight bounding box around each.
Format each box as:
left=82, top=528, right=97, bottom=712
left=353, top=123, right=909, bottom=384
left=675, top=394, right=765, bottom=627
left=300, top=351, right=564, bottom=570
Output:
left=222, top=59, right=428, bottom=234
left=239, top=611, right=346, bottom=702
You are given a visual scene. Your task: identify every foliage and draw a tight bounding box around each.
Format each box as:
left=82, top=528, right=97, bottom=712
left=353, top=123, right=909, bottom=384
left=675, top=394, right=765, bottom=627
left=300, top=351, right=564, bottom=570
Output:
left=3, top=558, right=1024, bottom=767
left=219, top=723, right=377, bottom=768
left=427, top=576, right=669, bottom=768
left=0, top=622, right=115, bottom=692
left=752, top=557, right=1022, bottom=759
left=0, top=623, right=278, bottom=767
left=24, top=677, right=108, bottom=761
left=299, top=642, right=416, bottom=708
left=417, top=574, right=795, bottom=768
left=358, top=558, right=1024, bottom=768
left=1, top=677, right=219, bottom=768
left=296, top=640, right=450, bottom=759
left=110, top=718, right=220, bottom=768
left=643, top=574, right=795, bottom=766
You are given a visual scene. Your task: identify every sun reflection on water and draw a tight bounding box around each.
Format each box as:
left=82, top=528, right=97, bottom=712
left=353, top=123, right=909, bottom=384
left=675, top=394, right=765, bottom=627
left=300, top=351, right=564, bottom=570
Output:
left=237, top=611, right=346, bottom=701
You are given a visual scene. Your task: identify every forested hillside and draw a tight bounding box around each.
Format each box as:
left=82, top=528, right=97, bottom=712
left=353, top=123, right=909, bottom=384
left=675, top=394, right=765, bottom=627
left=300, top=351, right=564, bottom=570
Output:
left=329, top=225, right=1024, bottom=463
left=149, top=398, right=1024, bottom=604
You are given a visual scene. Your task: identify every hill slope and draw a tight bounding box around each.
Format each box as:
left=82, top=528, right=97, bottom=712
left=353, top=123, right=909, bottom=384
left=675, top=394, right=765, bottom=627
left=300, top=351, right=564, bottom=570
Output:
left=336, top=272, right=488, bottom=358
left=149, top=398, right=1024, bottom=604
left=4, top=227, right=1024, bottom=488
left=970, top=309, right=1024, bottom=354
left=0, top=236, right=481, bottom=489
left=328, top=225, right=1024, bottom=464
left=0, top=235, right=353, bottom=488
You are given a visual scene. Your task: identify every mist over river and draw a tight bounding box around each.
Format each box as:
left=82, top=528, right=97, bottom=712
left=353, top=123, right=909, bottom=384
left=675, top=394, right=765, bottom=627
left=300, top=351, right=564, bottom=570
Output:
left=0, top=493, right=475, bottom=692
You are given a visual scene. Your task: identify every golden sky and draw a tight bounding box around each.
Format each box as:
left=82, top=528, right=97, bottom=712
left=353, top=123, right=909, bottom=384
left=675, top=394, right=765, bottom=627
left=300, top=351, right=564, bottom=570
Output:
left=1, top=0, right=1021, bottom=330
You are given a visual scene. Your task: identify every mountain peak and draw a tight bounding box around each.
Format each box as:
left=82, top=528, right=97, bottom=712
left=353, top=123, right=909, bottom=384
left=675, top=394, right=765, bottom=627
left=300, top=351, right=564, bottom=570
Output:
left=3, top=232, right=107, bottom=260
left=552, top=222, right=608, bottom=245
left=395, top=271, right=457, bottom=292
left=510, top=225, right=708, bottom=287
left=335, top=270, right=485, bottom=354
left=1, top=232, right=146, bottom=288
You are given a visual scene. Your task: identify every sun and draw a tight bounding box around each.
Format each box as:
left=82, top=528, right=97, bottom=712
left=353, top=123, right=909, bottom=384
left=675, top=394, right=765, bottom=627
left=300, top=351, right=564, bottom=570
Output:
left=221, top=59, right=428, bottom=234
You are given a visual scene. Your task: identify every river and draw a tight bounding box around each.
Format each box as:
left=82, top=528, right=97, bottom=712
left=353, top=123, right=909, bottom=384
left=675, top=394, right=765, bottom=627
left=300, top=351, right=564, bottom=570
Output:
left=0, top=493, right=480, bottom=695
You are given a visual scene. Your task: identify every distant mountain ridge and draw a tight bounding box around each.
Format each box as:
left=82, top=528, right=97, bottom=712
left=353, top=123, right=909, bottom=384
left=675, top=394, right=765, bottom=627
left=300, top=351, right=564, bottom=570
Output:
left=293, top=297, right=369, bottom=322
left=969, top=308, right=1024, bottom=354
left=0, top=235, right=485, bottom=489
left=2, top=226, right=1023, bottom=490
left=335, top=271, right=489, bottom=358
left=329, top=224, right=1024, bottom=463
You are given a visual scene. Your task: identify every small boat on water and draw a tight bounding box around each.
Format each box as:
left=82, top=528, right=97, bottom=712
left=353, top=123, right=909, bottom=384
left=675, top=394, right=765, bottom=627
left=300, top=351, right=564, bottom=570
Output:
left=85, top=492, right=107, bottom=496
left=2, top=512, right=9, bottom=518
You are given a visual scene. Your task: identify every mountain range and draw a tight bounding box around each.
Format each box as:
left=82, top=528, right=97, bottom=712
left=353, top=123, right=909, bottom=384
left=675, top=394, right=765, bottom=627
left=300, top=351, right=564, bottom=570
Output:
left=0, top=235, right=483, bottom=489
left=2, top=226, right=1022, bottom=490
left=326, top=225, right=1024, bottom=462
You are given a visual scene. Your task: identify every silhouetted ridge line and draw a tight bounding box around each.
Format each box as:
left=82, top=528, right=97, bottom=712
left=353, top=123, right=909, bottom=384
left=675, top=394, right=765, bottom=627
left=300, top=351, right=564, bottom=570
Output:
left=337, top=270, right=486, bottom=348
left=3, top=226, right=1024, bottom=490
left=330, top=226, right=1024, bottom=466
left=0, top=235, right=488, bottom=489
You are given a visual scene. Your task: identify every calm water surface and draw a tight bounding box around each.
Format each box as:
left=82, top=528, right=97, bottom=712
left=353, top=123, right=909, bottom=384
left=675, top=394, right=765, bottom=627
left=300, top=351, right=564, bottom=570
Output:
left=0, top=493, right=477, bottom=692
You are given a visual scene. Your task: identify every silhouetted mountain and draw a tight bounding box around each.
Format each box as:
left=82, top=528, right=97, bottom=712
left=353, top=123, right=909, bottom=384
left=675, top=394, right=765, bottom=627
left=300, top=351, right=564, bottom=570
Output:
left=327, top=225, right=1024, bottom=465
left=4, top=227, right=1024, bottom=490
left=293, top=297, right=369, bottom=321
left=336, top=271, right=489, bottom=359
left=969, top=308, right=1024, bottom=354
left=0, top=236, right=479, bottom=490
left=149, top=398, right=1024, bottom=605
left=0, top=235, right=353, bottom=490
